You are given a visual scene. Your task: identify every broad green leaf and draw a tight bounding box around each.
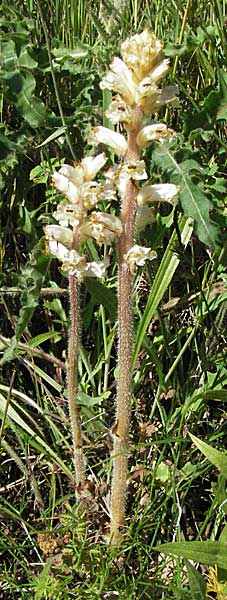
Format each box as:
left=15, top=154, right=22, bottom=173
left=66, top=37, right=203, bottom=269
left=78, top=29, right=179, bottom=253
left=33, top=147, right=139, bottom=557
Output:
left=218, top=525, right=227, bottom=582
left=190, top=433, right=227, bottom=478
left=185, top=561, right=207, bottom=600
left=52, top=45, right=89, bottom=61
left=3, top=70, right=55, bottom=127
left=133, top=216, right=193, bottom=368
left=152, top=143, right=220, bottom=246
left=205, top=71, right=227, bottom=121
left=155, top=541, right=227, bottom=569
left=18, top=46, right=37, bottom=69
left=84, top=279, right=117, bottom=321
left=79, top=391, right=110, bottom=407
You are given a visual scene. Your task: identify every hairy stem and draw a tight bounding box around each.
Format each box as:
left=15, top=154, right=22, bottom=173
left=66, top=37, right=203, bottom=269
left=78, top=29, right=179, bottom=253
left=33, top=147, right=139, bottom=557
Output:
left=110, top=129, right=140, bottom=544
left=68, top=273, right=85, bottom=492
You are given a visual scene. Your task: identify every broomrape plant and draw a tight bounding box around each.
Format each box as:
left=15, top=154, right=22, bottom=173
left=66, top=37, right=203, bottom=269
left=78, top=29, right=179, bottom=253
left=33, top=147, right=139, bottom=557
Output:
left=44, top=29, right=179, bottom=544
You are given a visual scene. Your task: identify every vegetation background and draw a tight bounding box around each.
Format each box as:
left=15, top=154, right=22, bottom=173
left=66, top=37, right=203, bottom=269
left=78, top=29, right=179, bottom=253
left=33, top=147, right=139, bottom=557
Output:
left=1, top=0, right=227, bottom=598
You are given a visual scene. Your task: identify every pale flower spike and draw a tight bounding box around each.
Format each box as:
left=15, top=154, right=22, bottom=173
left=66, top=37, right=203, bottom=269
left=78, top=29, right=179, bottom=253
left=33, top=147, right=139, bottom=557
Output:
left=43, top=29, right=180, bottom=544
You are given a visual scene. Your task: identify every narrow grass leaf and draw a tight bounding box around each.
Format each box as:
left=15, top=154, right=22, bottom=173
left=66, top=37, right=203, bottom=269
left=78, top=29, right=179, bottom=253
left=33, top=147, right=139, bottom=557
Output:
left=133, top=216, right=193, bottom=368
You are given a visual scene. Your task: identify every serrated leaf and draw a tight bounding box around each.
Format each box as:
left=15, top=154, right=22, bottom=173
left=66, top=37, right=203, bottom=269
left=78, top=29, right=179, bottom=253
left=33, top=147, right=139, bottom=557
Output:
left=3, top=70, right=55, bottom=127
left=18, top=46, right=37, bottom=69
left=155, top=540, right=227, bottom=569
left=152, top=143, right=220, bottom=246
left=190, top=433, right=227, bottom=478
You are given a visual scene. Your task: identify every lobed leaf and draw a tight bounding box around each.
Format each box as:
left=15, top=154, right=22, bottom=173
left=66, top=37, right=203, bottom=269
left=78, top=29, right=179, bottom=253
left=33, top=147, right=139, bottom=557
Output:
left=152, top=143, right=220, bottom=246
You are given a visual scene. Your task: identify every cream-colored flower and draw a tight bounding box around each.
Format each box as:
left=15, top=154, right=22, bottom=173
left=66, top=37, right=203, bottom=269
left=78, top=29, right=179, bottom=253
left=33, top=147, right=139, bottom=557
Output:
left=52, top=154, right=107, bottom=206
left=80, top=258, right=109, bottom=278
left=105, top=95, right=137, bottom=127
left=46, top=240, right=70, bottom=262
left=53, top=203, right=80, bottom=227
left=100, top=57, right=137, bottom=106
left=137, top=183, right=179, bottom=206
left=148, top=59, right=170, bottom=83
left=85, top=211, right=123, bottom=245
left=89, top=126, right=128, bottom=156
left=52, top=169, right=80, bottom=204
left=121, top=30, right=164, bottom=82
left=44, top=224, right=73, bottom=247
left=124, top=244, right=157, bottom=273
left=81, top=153, right=107, bottom=180
left=121, top=160, right=148, bottom=180
left=136, top=123, right=174, bottom=148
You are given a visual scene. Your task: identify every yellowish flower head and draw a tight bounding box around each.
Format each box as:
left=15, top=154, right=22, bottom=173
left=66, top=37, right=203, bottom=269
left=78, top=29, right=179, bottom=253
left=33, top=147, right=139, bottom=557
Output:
left=121, top=29, right=165, bottom=82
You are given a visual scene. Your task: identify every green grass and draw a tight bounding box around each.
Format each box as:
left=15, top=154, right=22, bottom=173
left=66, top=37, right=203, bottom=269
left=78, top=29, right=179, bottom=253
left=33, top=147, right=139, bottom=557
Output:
left=1, top=0, right=227, bottom=597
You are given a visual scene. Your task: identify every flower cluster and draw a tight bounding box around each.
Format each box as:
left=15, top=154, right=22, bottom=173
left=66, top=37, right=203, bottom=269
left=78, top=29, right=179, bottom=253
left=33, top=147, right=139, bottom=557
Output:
left=44, top=153, right=122, bottom=278
left=44, top=30, right=179, bottom=278
left=88, top=29, right=179, bottom=271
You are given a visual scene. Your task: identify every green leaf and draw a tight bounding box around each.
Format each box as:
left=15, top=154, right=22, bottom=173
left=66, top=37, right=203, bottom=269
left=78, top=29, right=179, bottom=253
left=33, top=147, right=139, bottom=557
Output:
left=27, top=332, right=61, bottom=347
left=35, top=126, right=67, bottom=147
left=218, top=525, right=227, bottom=582
left=3, top=70, right=54, bottom=127
left=18, top=46, right=37, bottom=69
left=155, top=541, right=227, bottom=569
left=152, top=143, right=220, bottom=246
left=185, top=561, right=207, bottom=600
left=52, top=44, right=89, bottom=61
left=84, top=280, right=117, bottom=320
left=79, top=391, right=110, bottom=407
left=0, top=392, right=72, bottom=479
left=205, top=71, right=227, bottom=121
left=190, top=433, right=227, bottom=478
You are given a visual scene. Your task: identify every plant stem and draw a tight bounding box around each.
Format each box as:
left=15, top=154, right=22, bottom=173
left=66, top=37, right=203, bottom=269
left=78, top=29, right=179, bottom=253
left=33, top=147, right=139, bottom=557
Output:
left=110, top=129, right=140, bottom=544
left=68, top=273, right=85, bottom=492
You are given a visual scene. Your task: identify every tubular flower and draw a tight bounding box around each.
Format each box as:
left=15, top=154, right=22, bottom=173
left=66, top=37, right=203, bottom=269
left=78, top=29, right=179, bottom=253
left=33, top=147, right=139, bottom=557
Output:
left=136, top=124, right=175, bottom=148
left=88, top=126, right=128, bottom=156
left=89, top=212, right=123, bottom=245
left=124, top=245, right=157, bottom=274
left=53, top=203, right=81, bottom=228
left=105, top=96, right=137, bottom=127
left=137, top=183, right=179, bottom=206
left=100, top=57, right=137, bottom=106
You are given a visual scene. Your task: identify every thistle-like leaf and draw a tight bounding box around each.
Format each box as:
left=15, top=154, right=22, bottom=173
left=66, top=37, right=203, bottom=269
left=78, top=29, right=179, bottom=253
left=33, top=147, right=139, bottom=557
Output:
left=152, top=143, right=220, bottom=246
